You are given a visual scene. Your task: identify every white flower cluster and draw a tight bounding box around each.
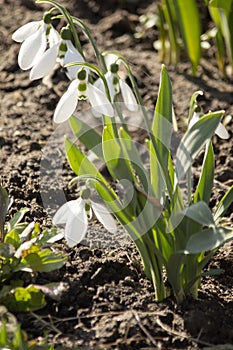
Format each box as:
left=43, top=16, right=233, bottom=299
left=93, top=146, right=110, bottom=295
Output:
left=12, top=15, right=138, bottom=124
left=12, top=14, right=129, bottom=246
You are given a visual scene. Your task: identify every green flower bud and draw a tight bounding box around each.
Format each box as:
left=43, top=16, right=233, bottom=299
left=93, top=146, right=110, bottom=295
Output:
left=81, top=188, right=91, bottom=200
left=77, top=69, right=87, bottom=81
left=110, top=63, right=119, bottom=74
left=60, top=27, right=72, bottom=40
left=43, top=12, right=53, bottom=25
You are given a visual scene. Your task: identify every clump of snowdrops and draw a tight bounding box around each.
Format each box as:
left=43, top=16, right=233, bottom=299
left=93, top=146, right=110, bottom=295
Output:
left=12, top=0, right=233, bottom=303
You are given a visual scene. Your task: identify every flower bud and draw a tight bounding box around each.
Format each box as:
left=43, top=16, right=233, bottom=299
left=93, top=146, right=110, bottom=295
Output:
left=60, top=27, right=72, bottom=40
left=43, top=11, right=53, bottom=25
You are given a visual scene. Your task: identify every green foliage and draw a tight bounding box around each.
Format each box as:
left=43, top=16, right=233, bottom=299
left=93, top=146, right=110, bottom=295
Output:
left=0, top=306, right=54, bottom=349
left=208, top=0, right=233, bottom=73
left=66, top=65, right=232, bottom=302
left=23, top=0, right=233, bottom=303
left=0, top=187, right=67, bottom=312
left=140, top=0, right=233, bottom=75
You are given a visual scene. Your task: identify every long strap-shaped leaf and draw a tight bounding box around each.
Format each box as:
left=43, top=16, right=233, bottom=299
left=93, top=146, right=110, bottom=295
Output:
left=175, top=110, right=224, bottom=183
left=193, top=140, right=214, bottom=204
left=214, top=185, right=233, bottom=223
left=173, top=0, right=201, bottom=74
left=151, top=65, right=173, bottom=201
left=69, top=115, right=103, bottom=160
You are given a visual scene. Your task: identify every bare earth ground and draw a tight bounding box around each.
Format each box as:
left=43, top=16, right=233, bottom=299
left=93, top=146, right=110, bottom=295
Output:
left=0, top=0, right=233, bottom=349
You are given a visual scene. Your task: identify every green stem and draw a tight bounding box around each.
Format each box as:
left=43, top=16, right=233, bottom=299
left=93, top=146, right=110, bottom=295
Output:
left=104, top=52, right=173, bottom=199
left=37, top=0, right=83, bottom=55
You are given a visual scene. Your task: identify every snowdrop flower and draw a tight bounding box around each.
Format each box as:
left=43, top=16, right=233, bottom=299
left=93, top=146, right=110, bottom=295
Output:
left=94, top=54, right=138, bottom=112
left=30, top=27, right=84, bottom=81
left=189, top=111, right=229, bottom=139
left=54, top=68, right=114, bottom=123
left=12, top=12, right=60, bottom=73
left=52, top=195, right=117, bottom=247
left=58, top=28, right=85, bottom=80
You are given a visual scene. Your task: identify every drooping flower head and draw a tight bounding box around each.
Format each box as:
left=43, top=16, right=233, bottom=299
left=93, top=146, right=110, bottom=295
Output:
left=12, top=15, right=84, bottom=81
left=94, top=53, right=138, bottom=112
left=12, top=11, right=59, bottom=72
left=57, top=27, right=84, bottom=80
left=54, top=68, right=114, bottom=123
left=52, top=189, right=117, bottom=247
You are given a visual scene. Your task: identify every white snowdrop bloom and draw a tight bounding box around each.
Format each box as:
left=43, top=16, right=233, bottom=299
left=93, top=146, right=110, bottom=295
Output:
left=94, top=61, right=138, bottom=112
left=189, top=111, right=229, bottom=139
left=59, top=35, right=85, bottom=80
left=52, top=197, right=117, bottom=247
left=12, top=21, right=43, bottom=43
left=30, top=28, right=84, bottom=81
left=54, top=68, right=114, bottom=123
left=30, top=41, right=60, bottom=80
left=12, top=13, right=60, bottom=72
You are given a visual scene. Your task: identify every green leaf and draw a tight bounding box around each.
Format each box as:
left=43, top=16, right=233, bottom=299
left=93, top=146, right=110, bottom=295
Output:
left=118, top=127, right=151, bottom=192
left=209, top=0, right=233, bottom=13
left=151, top=65, right=173, bottom=200
left=6, top=208, right=28, bottom=233
left=174, top=0, right=201, bottom=74
left=193, top=141, right=214, bottom=204
left=183, top=201, right=214, bottom=226
left=20, top=250, right=66, bottom=273
left=185, top=226, right=233, bottom=254
left=0, top=320, right=7, bottom=345
left=166, top=252, right=185, bottom=303
left=69, top=115, right=103, bottom=159
left=102, top=122, right=135, bottom=182
left=0, top=186, right=10, bottom=241
left=4, top=230, right=21, bottom=249
left=188, top=90, right=203, bottom=121
left=214, top=185, right=233, bottom=222
left=1, top=286, right=46, bottom=312
left=209, top=0, right=233, bottom=67
left=161, top=0, right=180, bottom=64
left=65, top=137, right=104, bottom=182
left=176, top=111, right=224, bottom=181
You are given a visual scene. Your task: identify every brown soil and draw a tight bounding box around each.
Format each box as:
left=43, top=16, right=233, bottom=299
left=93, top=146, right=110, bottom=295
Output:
left=0, top=0, right=233, bottom=349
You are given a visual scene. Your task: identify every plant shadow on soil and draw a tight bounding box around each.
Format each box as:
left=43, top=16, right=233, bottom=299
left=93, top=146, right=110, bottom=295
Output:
left=0, top=0, right=233, bottom=348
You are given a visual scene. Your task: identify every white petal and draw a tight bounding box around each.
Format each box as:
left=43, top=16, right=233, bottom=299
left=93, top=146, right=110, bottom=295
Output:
left=52, top=200, right=80, bottom=225
left=87, top=84, right=114, bottom=117
left=53, top=79, right=79, bottom=123
left=105, top=72, right=117, bottom=101
left=18, top=25, right=47, bottom=70
left=93, top=77, right=104, bottom=91
left=63, top=41, right=84, bottom=80
left=65, top=204, right=88, bottom=247
left=119, top=79, right=138, bottom=112
left=91, top=201, right=117, bottom=233
left=49, top=27, right=61, bottom=47
left=94, top=73, right=115, bottom=102
left=47, top=232, right=65, bottom=243
left=30, top=43, right=59, bottom=80
left=12, top=21, right=41, bottom=42
left=215, top=122, right=229, bottom=139
left=104, top=53, right=119, bottom=68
